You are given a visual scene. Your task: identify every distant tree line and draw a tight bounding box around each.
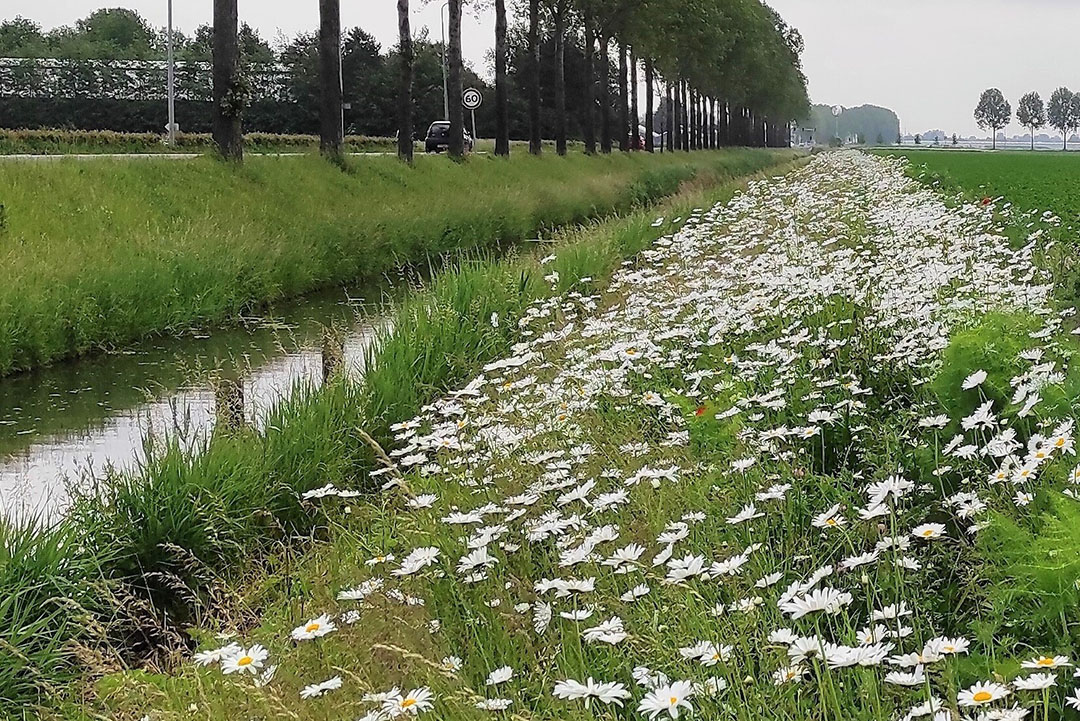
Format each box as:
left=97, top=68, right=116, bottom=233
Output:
left=806, top=104, right=899, bottom=146
left=975, top=87, right=1080, bottom=150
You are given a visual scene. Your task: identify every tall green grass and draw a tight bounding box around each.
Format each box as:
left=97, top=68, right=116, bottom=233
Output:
left=0, top=150, right=803, bottom=716
left=0, top=149, right=775, bottom=376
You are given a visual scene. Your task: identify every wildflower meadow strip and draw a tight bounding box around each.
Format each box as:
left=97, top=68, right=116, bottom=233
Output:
left=180, top=151, right=1080, bottom=721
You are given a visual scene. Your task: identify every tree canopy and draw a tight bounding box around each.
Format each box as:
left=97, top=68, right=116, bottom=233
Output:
left=611, top=0, right=809, bottom=122
left=1048, top=88, right=1079, bottom=150
left=974, top=88, right=1011, bottom=149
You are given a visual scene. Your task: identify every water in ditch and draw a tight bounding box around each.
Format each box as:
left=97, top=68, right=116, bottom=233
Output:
left=0, top=280, right=399, bottom=519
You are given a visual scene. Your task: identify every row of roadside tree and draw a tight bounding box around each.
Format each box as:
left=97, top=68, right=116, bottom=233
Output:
left=205, top=0, right=809, bottom=163
left=975, top=87, right=1080, bottom=150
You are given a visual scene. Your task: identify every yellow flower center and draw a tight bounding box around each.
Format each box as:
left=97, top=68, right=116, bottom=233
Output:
left=923, top=529, right=934, bottom=537
left=1056, top=438, right=1066, bottom=447
left=1038, top=657, right=1054, bottom=666
left=306, top=623, right=320, bottom=633
left=826, top=518, right=837, bottom=526
left=972, top=691, right=992, bottom=703
left=669, top=697, right=678, bottom=705
left=402, top=699, right=417, bottom=708
left=237, top=656, right=252, bottom=666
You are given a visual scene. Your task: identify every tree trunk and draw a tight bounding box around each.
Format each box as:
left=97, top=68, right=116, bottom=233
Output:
left=396, top=0, right=414, bottom=163
left=447, top=0, right=465, bottom=158
left=554, top=6, right=567, bottom=156
left=687, top=87, right=694, bottom=150
left=582, top=13, right=596, bottom=155
left=617, top=41, right=628, bottom=151
left=630, top=50, right=638, bottom=149
left=528, top=0, right=541, bottom=155
left=599, top=32, right=611, bottom=153
left=672, top=80, right=679, bottom=151
left=701, top=95, right=708, bottom=148
left=709, top=97, right=716, bottom=148
left=701, top=96, right=707, bottom=148
left=697, top=92, right=703, bottom=149
left=644, top=60, right=654, bottom=152
left=212, top=0, right=242, bottom=162
left=494, top=0, right=510, bottom=156
left=690, top=88, right=698, bottom=150
left=670, top=81, right=678, bottom=151
left=666, top=81, right=674, bottom=152
left=681, top=81, right=689, bottom=151
left=319, top=0, right=343, bottom=161
left=719, top=100, right=727, bottom=146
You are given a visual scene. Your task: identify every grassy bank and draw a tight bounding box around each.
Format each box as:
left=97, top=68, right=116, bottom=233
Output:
left=0, top=151, right=804, bottom=718
left=0, top=148, right=781, bottom=377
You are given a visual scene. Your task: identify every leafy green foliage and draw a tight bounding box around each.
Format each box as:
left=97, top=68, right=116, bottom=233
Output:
left=974, top=88, right=1011, bottom=148
left=978, top=496, right=1080, bottom=649
left=930, top=312, right=1040, bottom=423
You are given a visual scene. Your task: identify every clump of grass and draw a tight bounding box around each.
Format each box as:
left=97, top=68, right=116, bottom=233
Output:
left=0, top=516, right=110, bottom=712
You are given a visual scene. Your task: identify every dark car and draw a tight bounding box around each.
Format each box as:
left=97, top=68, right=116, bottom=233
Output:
left=424, top=121, right=474, bottom=153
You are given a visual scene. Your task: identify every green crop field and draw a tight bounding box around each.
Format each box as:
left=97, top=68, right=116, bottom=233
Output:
left=880, top=149, right=1080, bottom=234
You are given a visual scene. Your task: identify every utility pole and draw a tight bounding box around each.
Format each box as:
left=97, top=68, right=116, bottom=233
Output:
left=167, top=0, right=176, bottom=145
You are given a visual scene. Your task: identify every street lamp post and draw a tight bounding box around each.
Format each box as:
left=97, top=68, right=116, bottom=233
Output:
left=167, top=0, right=176, bottom=145
left=440, top=2, right=449, bottom=120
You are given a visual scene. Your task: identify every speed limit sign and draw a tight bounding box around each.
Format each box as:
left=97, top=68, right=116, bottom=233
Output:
left=463, top=88, right=483, bottom=110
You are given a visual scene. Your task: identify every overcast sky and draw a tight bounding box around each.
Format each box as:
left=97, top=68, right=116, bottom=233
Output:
left=8, top=0, right=1080, bottom=136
